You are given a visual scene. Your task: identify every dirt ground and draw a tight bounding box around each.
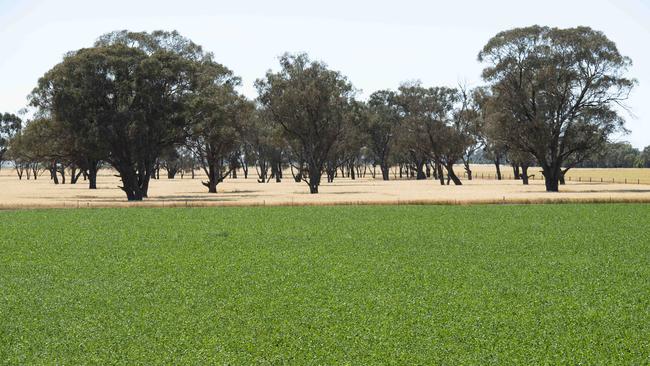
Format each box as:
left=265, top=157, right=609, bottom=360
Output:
left=1, top=165, right=649, bottom=209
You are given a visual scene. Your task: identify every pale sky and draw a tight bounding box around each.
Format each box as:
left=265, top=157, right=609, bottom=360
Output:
left=1, top=0, right=648, bottom=147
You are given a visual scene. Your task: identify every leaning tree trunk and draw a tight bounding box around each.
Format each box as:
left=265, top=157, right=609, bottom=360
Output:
left=444, top=163, right=462, bottom=185
left=380, top=161, right=390, bottom=181
left=291, top=163, right=303, bottom=183
left=494, top=157, right=502, bottom=180
left=463, top=160, right=472, bottom=180
left=513, top=164, right=521, bottom=180
left=50, top=165, right=59, bottom=185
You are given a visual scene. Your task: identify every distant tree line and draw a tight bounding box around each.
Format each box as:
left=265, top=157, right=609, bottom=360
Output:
left=0, top=26, right=639, bottom=200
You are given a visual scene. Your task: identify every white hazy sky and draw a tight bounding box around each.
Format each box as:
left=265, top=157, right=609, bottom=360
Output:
left=1, top=0, right=648, bottom=147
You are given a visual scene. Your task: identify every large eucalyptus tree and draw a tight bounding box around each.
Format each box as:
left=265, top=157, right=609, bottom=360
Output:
left=256, top=53, right=355, bottom=194
left=478, top=26, right=635, bottom=192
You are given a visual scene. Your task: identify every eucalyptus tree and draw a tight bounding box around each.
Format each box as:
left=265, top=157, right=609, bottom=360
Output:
left=186, top=60, right=251, bottom=193
left=365, top=90, right=401, bottom=180
left=396, top=83, right=464, bottom=185
left=0, top=113, right=22, bottom=171
left=479, top=26, right=635, bottom=192
left=8, top=118, right=64, bottom=182
left=241, top=107, right=285, bottom=183
left=256, top=53, right=355, bottom=194
left=31, top=30, right=204, bottom=200
left=455, top=87, right=486, bottom=180
left=323, top=100, right=366, bottom=182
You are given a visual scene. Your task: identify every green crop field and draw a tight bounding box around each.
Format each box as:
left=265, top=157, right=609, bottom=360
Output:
left=1, top=205, right=649, bottom=364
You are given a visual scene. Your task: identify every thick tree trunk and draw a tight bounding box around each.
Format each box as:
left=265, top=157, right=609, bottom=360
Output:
left=542, top=164, right=561, bottom=192
left=88, top=162, right=98, bottom=190
left=521, top=165, right=529, bottom=185
left=416, top=160, right=426, bottom=180
left=380, top=162, right=390, bottom=181
left=307, top=165, right=321, bottom=194
left=140, top=171, right=152, bottom=198
left=202, top=162, right=222, bottom=193
left=50, top=166, right=59, bottom=185
left=445, top=163, right=462, bottom=185
left=119, top=171, right=145, bottom=201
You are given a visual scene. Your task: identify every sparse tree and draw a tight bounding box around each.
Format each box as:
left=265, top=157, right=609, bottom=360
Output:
left=365, top=90, right=401, bottom=180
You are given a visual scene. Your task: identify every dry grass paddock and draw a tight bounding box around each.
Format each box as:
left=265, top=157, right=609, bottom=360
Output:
left=1, top=164, right=649, bottom=209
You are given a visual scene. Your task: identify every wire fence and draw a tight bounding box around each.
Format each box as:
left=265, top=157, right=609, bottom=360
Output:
left=462, top=171, right=650, bottom=185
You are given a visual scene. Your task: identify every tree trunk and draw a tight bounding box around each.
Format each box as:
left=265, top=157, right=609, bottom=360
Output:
left=436, top=161, right=445, bottom=186
left=416, top=160, right=426, bottom=180
left=307, top=165, right=321, bottom=194
left=463, top=161, right=472, bottom=180
left=380, top=162, right=390, bottom=181
left=445, top=163, right=462, bottom=185
left=559, top=168, right=570, bottom=185
left=494, top=157, right=502, bottom=180
left=291, top=164, right=302, bottom=182
left=513, top=164, right=521, bottom=180
left=119, top=170, right=145, bottom=201
left=521, top=165, right=529, bottom=185
left=202, top=162, right=222, bottom=193
left=88, top=162, right=98, bottom=190
left=542, top=164, right=561, bottom=192
left=50, top=166, right=59, bottom=184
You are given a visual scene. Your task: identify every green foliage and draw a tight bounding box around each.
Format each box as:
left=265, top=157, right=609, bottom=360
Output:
left=0, top=113, right=22, bottom=166
left=478, top=26, right=635, bottom=191
left=30, top=30, right=208, bottom=200
left=256, top=53, right=355, bottom=193
left=185, top=60, right=250, bottom=192
left=1, top=205, right=649, bottom=364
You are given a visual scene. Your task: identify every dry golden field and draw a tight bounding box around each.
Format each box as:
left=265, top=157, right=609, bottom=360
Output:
left=1, top=164, right=649, bottom=209
left=463, top=164, right=650, bottom=184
